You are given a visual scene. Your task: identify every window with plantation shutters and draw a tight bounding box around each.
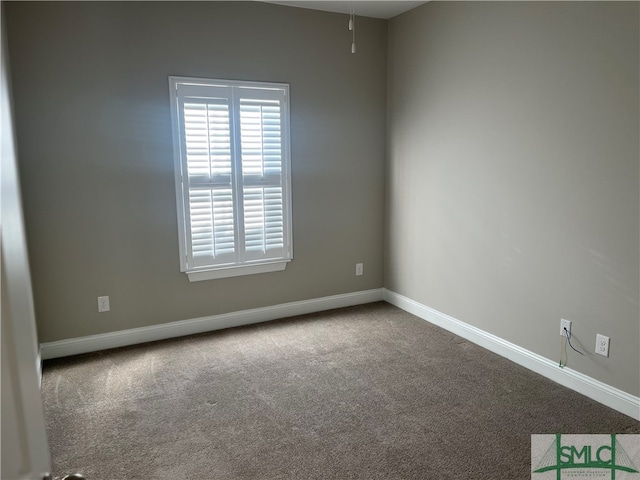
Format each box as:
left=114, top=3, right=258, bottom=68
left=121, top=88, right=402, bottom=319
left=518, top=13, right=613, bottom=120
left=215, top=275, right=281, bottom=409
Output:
left=169, top=77, right=292, bottom=281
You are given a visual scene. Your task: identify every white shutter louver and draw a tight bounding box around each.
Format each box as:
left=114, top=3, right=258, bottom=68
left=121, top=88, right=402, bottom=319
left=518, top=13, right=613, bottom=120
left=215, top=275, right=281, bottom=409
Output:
left=170, top=77, right=292, bottom=280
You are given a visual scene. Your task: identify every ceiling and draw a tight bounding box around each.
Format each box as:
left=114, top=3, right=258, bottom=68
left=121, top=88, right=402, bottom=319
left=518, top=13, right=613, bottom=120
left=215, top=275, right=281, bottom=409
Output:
left=262, top=1, right=428, bottom=20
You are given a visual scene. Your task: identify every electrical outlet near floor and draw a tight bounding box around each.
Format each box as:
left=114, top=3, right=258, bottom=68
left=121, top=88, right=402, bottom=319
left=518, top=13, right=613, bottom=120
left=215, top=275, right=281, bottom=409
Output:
left=97, top=296, right=110, bottom=313
left=560, top=319, right=571, bottom=337
left=355, top=263, right=364, bottom=276
left=595, top=334, right=610, bottom=357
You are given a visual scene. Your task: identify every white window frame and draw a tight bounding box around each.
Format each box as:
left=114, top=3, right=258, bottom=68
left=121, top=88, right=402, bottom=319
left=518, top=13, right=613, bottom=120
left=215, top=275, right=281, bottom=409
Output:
left=169, top=77, right=293, bottom=282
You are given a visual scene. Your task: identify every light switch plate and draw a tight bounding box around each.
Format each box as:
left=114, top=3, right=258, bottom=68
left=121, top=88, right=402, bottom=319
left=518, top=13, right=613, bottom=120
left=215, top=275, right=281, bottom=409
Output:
left=97, top=296, right=110, bottom=313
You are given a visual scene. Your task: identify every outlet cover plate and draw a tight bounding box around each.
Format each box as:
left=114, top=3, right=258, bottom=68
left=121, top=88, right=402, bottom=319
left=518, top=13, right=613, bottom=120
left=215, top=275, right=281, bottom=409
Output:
left=560, top=319, right=571, bottom=337
left=595, top=334, right=610, bottom=357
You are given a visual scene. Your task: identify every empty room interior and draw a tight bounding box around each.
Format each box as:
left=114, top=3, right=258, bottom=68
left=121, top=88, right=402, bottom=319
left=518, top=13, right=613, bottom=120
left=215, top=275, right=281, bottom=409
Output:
left=2, top=1, right=640, bottom=479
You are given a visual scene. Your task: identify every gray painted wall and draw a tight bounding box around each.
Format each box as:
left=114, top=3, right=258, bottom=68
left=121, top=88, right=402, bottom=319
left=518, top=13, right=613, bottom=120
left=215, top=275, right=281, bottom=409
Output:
left=387, top=2, right=639, bottom=396
left=6, top=1, right=639, bottom=398
left=5, top=1, right=387, bottom=342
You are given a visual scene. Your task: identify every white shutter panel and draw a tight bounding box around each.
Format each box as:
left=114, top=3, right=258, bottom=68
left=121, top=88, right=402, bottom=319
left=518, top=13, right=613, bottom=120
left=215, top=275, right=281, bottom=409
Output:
left=188, top=187, right=235, bottom=266
left=239, top=96, right=287, bottom=260
left=184, top=102, right=232, bottom=180
left=239, top=100, right=282, bottom=177
left=243, top=186, right=284, bottom=254
left=181, top=94, right=237, bottom=268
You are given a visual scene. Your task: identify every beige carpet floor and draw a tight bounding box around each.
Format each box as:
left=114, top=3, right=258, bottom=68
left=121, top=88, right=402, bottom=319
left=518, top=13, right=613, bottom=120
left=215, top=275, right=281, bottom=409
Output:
left=42, top=302, right=640, bottom=479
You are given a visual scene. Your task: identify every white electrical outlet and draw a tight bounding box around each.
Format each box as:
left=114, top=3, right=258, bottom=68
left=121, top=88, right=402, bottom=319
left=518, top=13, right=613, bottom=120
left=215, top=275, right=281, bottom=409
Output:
left=595, top=334, right=610, bottom=357
left=560, top=319, right=571, bottom=337
left=355, top=263, right=364, bottom=276
left=97, top=296, right=110, bottom=313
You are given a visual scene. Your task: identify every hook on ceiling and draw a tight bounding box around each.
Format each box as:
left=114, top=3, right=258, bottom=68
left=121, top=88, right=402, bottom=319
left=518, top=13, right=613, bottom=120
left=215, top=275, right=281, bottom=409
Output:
left=348, top=2, right=356, bottom=54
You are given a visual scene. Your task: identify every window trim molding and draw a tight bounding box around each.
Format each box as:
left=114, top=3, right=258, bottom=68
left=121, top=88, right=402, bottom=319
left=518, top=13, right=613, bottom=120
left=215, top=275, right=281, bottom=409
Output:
left=186, top=259, right=290, bottom=282
left=168, top=76, right=293, bottom=281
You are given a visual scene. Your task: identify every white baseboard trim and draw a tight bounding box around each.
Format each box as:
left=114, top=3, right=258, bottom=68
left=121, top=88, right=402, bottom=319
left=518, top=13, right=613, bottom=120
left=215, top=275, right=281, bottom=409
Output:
left=40, top=288, right=384, bottom=360
left=383, top=289, right=640, bottom=421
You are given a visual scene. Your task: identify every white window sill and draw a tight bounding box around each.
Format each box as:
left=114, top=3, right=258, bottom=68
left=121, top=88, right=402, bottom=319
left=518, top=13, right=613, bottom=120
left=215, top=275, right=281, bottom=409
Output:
left=186, top=260, right=289, bottom=282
